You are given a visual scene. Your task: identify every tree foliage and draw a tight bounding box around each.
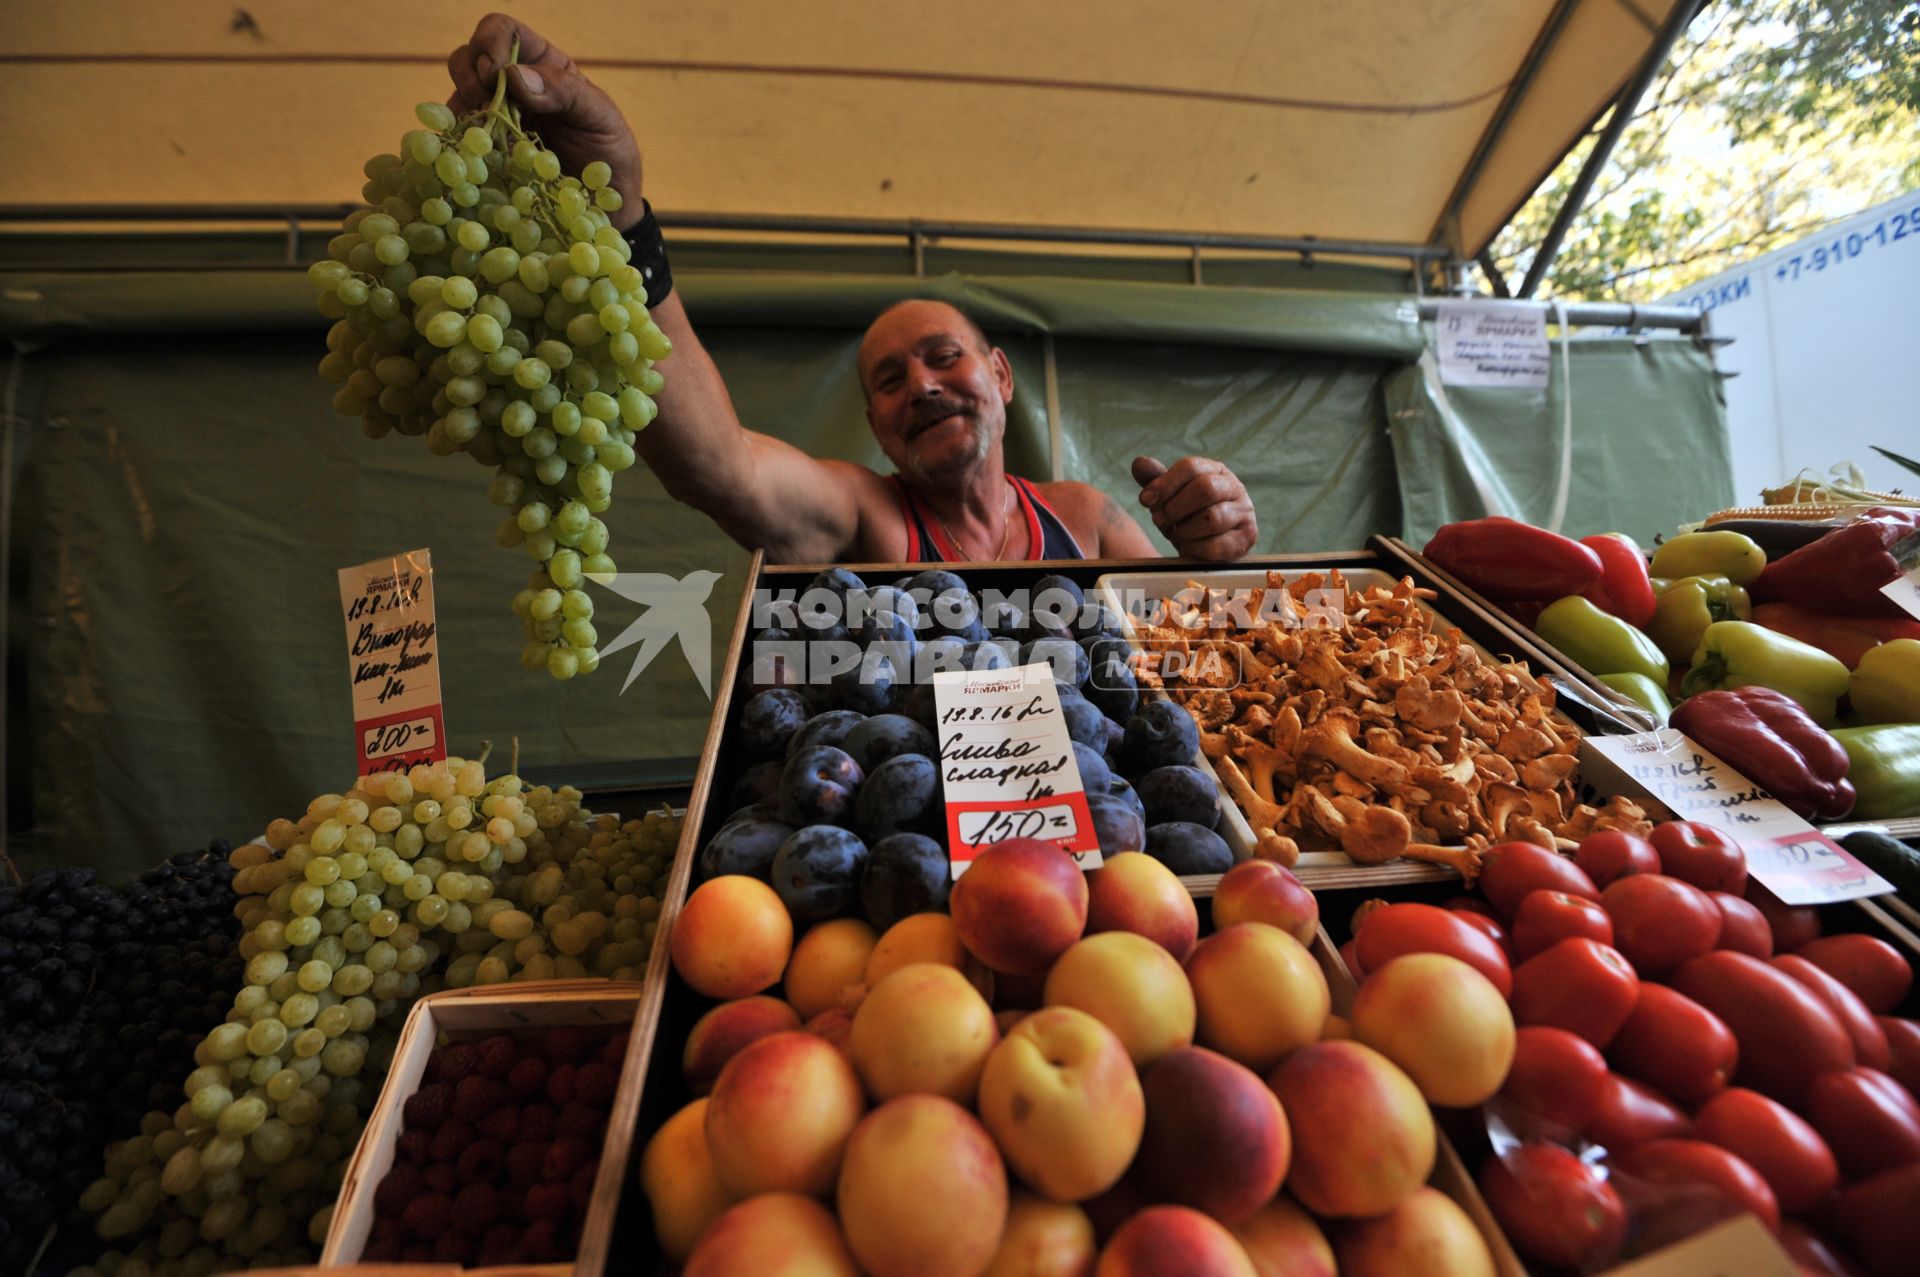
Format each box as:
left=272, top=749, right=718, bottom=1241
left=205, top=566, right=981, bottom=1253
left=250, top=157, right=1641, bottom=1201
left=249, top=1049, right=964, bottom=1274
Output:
left=1487, top=0, right=1920, bottom=301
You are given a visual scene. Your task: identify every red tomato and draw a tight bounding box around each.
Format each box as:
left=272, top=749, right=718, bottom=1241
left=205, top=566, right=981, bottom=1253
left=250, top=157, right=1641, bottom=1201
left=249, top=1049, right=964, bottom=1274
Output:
left=1442, top=894, right=1498, bottom=918
left=1601, top=874, right=1724, bottom=976
left=1614, top=1138, right=1781, bottom=1236
left=1805, top=1068, right=1920, bottom=1179
left=1574, top=830, right=1663, bottom=889
left=1795, top=934, right=1914, bottom=1015
left=1479, top=842, right=1599, bottom=920
left=1352, top=902, right=1512, bottom=998
left=1833, top=1162, right=1920, bottom=1277
left=1477, top=1140, right=1626, bottom=1270
left=1692, top=1088, right=1839, bottom=1216
left=1745, top=881, right=1822, bottom=953
left=1881, top=1016, right=1920, bottom=1098
left=1650, top=821, right=1749, bottom=895
left=1608, top=984, right=1739, bottom=1105
left=1774, top=954, right=1893, bottom=1071
left=1511, top=938, right=1640, bottom=1048
left=1776, top=1221, right=1861, bottom=1277
left=1587, top=1074, right=1690, bottom=1151
left=1671, top=951, right=1855, bottom=1106
left=1448, top=907, right=1514, bottom=960
left=1511, top=889, right=1614, bottom=961
left=1710, top=891, right=1774, bottom=958
left=1499, top=1027, right=1610, bottom=1135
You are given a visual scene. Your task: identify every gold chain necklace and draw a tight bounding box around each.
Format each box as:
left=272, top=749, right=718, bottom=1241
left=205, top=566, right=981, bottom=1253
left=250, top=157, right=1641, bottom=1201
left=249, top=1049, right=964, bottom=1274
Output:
left=932, top=482, right=1017, bottom=562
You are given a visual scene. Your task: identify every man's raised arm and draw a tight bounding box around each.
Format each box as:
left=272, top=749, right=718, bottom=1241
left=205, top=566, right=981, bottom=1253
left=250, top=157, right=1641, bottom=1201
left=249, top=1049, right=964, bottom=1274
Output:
left=447, top=14, right=864, bottom=563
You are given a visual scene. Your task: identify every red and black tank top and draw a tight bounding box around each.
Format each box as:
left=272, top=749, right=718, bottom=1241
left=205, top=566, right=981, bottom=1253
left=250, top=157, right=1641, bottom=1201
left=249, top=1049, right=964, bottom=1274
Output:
left=886, top=474, right=1087, bottom=563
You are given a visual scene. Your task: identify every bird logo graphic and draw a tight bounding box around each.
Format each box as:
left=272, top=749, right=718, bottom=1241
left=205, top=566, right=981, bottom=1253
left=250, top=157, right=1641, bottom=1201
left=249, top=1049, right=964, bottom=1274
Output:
left=590, top=570, right=724, bottom=696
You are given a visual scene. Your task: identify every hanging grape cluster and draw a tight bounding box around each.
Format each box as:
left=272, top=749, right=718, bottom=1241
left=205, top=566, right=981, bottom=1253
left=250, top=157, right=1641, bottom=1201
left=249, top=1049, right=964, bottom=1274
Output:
left=309, top=53, right=668, bottom=681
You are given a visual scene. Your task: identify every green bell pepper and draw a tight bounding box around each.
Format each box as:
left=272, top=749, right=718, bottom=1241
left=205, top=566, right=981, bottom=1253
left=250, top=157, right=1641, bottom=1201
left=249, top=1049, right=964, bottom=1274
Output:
left=1647, top=575, right=1751, bottom=666
left=1682, top=620, right=1852, bottom=725
left=1535, top=595, right=1671, bottom=684
left=1850, top=639, right=1920, bottom=725
left=1598, top=672, right=1674, bottom=723
left=1831, top=724, right=1920, bottom=820
left=1649, top=529, right=1768, bottom=585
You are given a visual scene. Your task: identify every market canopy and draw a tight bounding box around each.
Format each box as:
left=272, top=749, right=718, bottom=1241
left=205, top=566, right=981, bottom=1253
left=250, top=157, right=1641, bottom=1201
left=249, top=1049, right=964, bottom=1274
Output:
left=4, top=0, right=1690, bottom=259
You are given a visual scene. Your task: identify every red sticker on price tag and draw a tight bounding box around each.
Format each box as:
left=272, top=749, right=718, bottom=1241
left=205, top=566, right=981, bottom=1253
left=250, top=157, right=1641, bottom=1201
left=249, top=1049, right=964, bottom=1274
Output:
left=934, top=664, right=1103, bottom=878
left=338, top=549, right=447, bottom=777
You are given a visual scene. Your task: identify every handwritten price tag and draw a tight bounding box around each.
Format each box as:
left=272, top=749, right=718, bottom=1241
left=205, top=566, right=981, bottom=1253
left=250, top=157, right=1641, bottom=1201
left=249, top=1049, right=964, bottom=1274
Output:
left=933, top=663, right=1102, bottom=879
left=1582, top=731, right=1890, bottom=905
left=338, top=549, right=447, bottom=777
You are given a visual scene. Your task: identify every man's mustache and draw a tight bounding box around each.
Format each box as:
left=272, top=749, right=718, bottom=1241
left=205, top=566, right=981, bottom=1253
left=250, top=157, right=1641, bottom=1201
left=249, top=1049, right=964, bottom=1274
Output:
left=907, top=400, right=976, bottom=438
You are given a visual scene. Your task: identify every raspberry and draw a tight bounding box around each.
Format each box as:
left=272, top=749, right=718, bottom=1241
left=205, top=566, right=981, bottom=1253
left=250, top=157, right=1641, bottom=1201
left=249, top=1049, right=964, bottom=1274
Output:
left=517, top=1218, right=562, bottom=1264
left=517, top=1102, right=558, bottom=1143
left=431, top=1231, right=475, bottom=1265
left=429, top=1041, right=481, bottom=1084
left=402, top=1192, right=452, bottom=1242
left=457, top=1137, right=504, bottom=1183
left=546, top=1063, right=577, bottom=1107
left=508, top=1055, right=549, bottom=1099
left=543, top=1135, right=592, bottom=1182
left=601, top=1031, right=630, bottom=1068
left=543, top=1026, right=595, bottom=1066
left=424, top=1164, right=458, bottom=1195
left=428, top=1118, right=474, bottom=1164
left=570, top=1158, right=600, bottom=1213
left=449, top=1075, right=506, bottom=1124
left=524, top=1182, right=571, bottom=1226
left=557, top=1101, right=604, bottom=1140
left=476, top=1032, right=520, bottom=1078
left=402, top=1082, right=453, bottom=1132
left=374, top=1164, right=424, bottom=1217
left=574, top=1061, right=619, bottom=1108
left=507, top=1140, right=551, bottom=1188
left=395, top=1128, right=432, bottom=1167
left=450, top=1182, right=499, bottom=1234
left=475, top=1107, right=518, bottom=1146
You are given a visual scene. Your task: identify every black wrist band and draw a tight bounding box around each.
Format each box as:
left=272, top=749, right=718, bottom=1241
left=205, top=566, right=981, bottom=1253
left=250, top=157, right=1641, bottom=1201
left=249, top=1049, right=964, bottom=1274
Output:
left=623, top=200, right=674, bottom=309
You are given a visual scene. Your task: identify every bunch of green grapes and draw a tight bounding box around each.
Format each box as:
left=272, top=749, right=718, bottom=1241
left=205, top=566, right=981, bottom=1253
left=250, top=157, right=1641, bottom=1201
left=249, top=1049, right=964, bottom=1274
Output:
left=70, top=759, right=680, bottom=1274
left=308, top=54, right=669, bottom=681
left=443, top=807, right=679, bottom=988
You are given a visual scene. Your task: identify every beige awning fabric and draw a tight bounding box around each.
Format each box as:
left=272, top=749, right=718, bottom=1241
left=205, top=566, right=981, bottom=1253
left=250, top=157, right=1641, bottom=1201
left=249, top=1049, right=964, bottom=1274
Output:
left=0, top=0, right=1685, bottom=259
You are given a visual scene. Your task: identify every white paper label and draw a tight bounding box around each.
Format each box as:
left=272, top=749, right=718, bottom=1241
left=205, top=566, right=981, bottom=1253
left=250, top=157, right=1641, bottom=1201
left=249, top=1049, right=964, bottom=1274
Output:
left=1435, top=299, right=1551, bottom=388
left=1881, top=561, right=1920, bottom=620
left=933, top=663, right=1102, bottom=879
left=1583, top=729, right=1891, bottom=905
left=338, top=549, right=447, bottom=776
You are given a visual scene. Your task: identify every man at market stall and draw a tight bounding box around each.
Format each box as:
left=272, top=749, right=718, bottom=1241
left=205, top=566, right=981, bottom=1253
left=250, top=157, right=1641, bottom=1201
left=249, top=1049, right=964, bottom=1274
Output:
left=446, top=15, right=1260, bottom=566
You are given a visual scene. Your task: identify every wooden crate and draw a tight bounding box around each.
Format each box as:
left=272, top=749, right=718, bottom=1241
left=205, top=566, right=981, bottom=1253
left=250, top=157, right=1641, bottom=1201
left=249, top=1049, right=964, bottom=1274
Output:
left=322, top=981, right=645, bottom=1276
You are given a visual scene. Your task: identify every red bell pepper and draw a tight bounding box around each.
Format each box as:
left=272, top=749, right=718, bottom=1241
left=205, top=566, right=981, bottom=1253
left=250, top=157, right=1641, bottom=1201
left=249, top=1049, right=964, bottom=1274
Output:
left=1750, top=602, right=1920, bottom=670
left=1422, top=518, right=1604, bottom=602
left=1751, top=507, right=1920, bottom=620
left=1581, top=533, right=1657, bottom=627
left=1670, top=686, right=1856, bottom=823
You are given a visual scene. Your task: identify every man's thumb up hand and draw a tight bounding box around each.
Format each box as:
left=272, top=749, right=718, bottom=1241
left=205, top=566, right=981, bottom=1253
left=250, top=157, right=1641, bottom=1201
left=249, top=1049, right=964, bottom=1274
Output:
left=1130, top=455, right=1259, bottom=562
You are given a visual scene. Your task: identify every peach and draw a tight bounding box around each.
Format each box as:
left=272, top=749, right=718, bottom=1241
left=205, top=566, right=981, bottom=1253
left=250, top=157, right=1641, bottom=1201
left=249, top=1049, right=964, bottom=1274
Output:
left=1321, top=1014, right=1352, bottom=1041
left=706, top=1031, right=865, bottom=1197
left=1044, top=932, right=1196, bottom=1067
left=1135, top=1047, right=1290, bottom=1225
left=867, top=912, right=994, bottom=999
left=1212, top=861, right=1318, bottom=946
left=1267, top=1041, right=1435, bottom=1218
left=951, top=838, right=1089, bottom=974
left=1231, top=1197, right=1335, bottom=1277
left=804, top=1006, right=855, bottom=1061
left=1095, top=1206, right=1257, bottom=1277
left=683, top=996, right=803, bottom=1095
left=1184, top=923, right=1329, bottom=1072
left=850, top=962, right=998, bottom=1103
left=1351, top=953, right=1514, bottom=1108
left=640, top=1098, right=736, bottom=1261
left=978, top=1006, right=1144, bottom=1202
left=1084, top=852, right=1199, bottom=960
left=1333, top=1185, right=1496, bottom=1277
left=984, top=1191, right=1098, bottom=1277
left=671, top=875, right=793, bottom=999
left=681, top=1191, right=861, bottom=1277
left=837, top=1095, right=1009, bottom=1277
left=786, top=918, right=879, bottom=1020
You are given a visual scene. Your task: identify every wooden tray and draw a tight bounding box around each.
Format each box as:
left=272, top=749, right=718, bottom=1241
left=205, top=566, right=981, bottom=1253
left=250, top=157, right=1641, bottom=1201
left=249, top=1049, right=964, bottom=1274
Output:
left=323, top=981, right=645, bottom=1277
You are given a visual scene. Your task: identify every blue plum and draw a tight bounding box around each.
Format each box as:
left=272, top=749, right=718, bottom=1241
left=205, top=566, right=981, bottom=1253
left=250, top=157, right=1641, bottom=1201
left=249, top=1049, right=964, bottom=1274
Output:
left=771, top=825, right=869, bottom=922
left=1087, top=791, right=1147, bottom=856
left=1061, top=697, right=1109, bottom=750
left=1022, top=638, right=1090, bottom=688
left=787, top=709, right=868, bottom=759
left=1136, top=765, right=1222, bottom=829
left=1120, top=702, right=1201, bottom=774
left=778, top=746, right=865, bottom=827
left=906, top=569, right=969, bottom=599
left=699, top=818, right=794, bottom=881
left=829, top=649, right=898, bottom=715
left=1084, top=657, right=1140, bottom=723
left=1144, top=822, right=1233, bottom=875
left=860, top=833, right=951, bottom=931
left=1072, top=742, right=1113, bottom=795
left=728, top=760, right=783, bottom=811
left=737, top=688, right=810, bottom=761
left=852, top=753, right=944, bottom=843
left=844, top=714, right=938, bottom=772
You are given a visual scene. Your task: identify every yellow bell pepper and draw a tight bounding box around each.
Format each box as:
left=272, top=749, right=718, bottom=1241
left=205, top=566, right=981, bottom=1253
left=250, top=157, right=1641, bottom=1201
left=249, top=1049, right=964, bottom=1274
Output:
left=1851, top=639, right=1920, bottom=725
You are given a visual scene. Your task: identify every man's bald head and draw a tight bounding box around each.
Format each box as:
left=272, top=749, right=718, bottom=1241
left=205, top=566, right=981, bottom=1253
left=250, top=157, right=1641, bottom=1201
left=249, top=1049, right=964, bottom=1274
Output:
left=857, top=300, right=993, bottom=403
left=857, top=299, right=1014, bottom=490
